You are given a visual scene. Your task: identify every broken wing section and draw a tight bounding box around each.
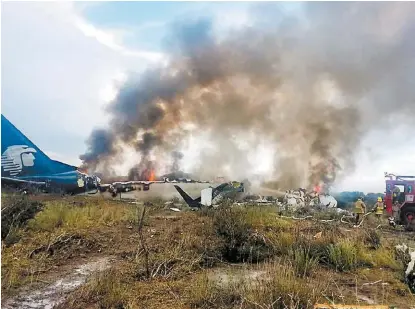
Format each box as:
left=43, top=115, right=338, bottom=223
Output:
left=173, top=185, right=202, bottom=208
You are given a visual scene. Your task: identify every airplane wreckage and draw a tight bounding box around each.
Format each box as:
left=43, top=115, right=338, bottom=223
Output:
left=173, top=181, right=341, bottom=212
left=1, top=114, right=340, bottom=211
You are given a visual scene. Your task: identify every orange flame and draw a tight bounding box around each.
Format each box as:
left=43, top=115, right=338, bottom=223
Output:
left=148, top=170, right=156, bottom=182
left=314, top=185, right=321, bottom=193
left=78, top=167, right=88, bottom=174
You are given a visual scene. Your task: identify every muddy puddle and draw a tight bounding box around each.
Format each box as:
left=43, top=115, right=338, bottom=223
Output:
left=2, top=256, right=114, bottom=309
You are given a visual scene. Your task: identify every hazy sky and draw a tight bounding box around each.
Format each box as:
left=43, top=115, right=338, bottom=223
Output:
left=2, top=2, right=414, bottom=193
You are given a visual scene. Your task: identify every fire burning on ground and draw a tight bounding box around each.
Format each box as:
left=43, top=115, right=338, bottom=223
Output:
left=127, top=159, right=158, bottom=181
left=148, top=169, right=156, bottom=182
left=314, top=185, right=322, bottom=194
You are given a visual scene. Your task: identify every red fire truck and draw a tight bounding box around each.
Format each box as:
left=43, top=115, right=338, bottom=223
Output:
left=384, top=173, right=415, bottom=230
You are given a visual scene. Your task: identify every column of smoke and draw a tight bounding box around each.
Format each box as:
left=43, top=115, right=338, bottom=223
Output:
left=127, top=133, right=159, bottom=180
left=80, top=2, right=415, bottom=188
left=171, top=151, right=184, bottom=172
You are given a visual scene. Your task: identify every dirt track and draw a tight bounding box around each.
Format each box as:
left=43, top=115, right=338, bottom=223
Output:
left=2, top=256, right=114, bottom=309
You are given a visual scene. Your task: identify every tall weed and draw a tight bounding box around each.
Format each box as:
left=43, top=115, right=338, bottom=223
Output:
left=325, top=241, right=358, bottom=271
left=289, top=246, right=319, bottom=278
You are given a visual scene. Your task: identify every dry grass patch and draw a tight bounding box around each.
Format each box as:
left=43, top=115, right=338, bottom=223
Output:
left=1, top=197, right=138, bottom=296
left=132, top=211, right=221, bottom=281
left=3, top=197, right=413, bottom=307
left=27, top=199, right=137, bottom=232
left=288, top=246, right=319, bottom=278
left=56, top=269, right=129, bottom=309
left=190, top=261, right=328, bottom=309
left=243, top=206, right=294, bottom=231
left=57, top=264, right=191, bottom=309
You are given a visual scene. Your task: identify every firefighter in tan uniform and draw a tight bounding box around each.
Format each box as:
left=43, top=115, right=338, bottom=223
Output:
left=354, top=197, right=366, bottom=226
left=374, top=197, right=385, bottom=222
left=392, top=201, right=401, bottom=221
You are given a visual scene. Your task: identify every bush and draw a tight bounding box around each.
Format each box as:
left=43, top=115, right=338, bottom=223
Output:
left=212, top=207, right=274, bottom=263
left=325, top=241, right=358, bottom=272
left=1, top=195, right=43, bottom=242
left=365, top=229, right=382, bottom=249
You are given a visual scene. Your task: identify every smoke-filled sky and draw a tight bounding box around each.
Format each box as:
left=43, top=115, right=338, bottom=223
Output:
left=2, top=2, right=415, bottom=192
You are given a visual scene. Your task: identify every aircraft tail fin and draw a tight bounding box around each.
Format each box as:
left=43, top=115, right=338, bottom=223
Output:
left=174, top=185, right=200, bottom=208
left=1, top=114, right=77, bottom=177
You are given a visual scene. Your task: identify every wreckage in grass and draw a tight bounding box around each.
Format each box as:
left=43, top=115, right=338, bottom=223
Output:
left=174, top=181, right=246, bottom=208
left=174, top=181, right=342, bottom=211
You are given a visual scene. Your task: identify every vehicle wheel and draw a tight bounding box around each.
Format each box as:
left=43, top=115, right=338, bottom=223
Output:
left=401, top=205, right=415, bottom=231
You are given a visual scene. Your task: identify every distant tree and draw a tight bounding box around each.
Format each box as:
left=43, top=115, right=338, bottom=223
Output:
left=333, top=191, right=384, bottom=209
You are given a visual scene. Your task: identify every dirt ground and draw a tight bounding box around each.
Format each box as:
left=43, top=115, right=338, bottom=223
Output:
left=1, top=194, right=414, bottom=309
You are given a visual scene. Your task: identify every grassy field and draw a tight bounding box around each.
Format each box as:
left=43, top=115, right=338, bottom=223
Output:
left=1, top=194, right=414, bottom=308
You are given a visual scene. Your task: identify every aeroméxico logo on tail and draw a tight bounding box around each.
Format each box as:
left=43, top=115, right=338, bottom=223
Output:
left=1, top=145, right=37, bottom=176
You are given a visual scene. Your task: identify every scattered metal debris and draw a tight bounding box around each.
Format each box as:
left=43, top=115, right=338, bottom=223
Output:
left=395, top=244, right=415, bottom=293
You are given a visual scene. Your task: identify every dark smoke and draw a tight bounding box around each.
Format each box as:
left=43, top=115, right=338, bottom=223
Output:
left=136, top=132, right=161, bottom=156
left=128, top=159, right=155, bottom=181
left=171, top=151, right=184, bottom=172
left=79, top=129, right=117, bottom=172
left=81, top=2, right=415, bottom=190
left=128, top=133, right=161, bottom=180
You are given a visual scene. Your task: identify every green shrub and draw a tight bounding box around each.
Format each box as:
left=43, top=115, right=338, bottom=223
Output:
left=289, top=246, right=319, bottom=278
left=268, top=231, right=295, bottom=255
left=325, top=241, right=358, bottom=271
left=212, top=207, right=274, bottom=263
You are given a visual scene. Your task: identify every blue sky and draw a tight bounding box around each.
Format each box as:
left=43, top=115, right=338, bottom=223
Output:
left=2, top=1, right=414, bottom=193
